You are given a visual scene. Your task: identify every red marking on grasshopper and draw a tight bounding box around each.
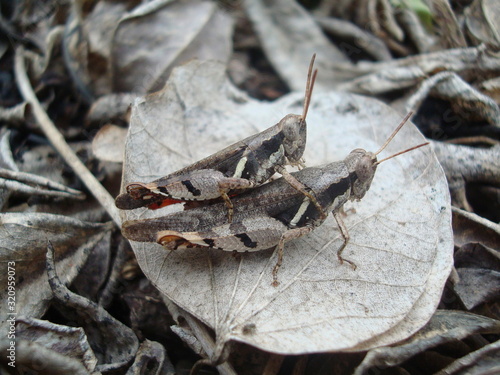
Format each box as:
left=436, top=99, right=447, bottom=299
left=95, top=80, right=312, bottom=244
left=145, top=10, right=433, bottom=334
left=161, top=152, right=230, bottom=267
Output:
left=147, top=198, right=184, bottom=210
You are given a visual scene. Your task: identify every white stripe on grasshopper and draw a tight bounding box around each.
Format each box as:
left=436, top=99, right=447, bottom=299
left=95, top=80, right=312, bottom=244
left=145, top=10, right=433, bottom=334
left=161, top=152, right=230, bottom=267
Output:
left=150, top=188, right=171, bottom=197
left=190, top=239, right=210, bottom=247
left=233, top=157, right=248, bottom=179
left=180, top=232, right=210, bottom=247
left=290, top=197, right=310, bottom=227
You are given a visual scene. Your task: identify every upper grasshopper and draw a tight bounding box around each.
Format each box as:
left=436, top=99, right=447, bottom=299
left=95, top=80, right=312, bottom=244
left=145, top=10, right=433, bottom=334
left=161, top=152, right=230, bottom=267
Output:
left=115, top=55, right=325, bottom=222
left=121, top=112, right=428, bottom=286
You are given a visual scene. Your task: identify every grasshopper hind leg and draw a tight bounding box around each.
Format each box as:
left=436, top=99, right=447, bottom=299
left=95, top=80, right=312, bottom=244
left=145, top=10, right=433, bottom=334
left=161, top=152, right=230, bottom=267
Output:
left=272, top=226, right=315, bottom=287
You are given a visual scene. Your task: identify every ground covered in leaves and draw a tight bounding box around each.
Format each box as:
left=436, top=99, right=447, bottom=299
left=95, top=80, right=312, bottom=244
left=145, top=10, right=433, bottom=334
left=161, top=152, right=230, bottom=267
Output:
left=0, top=1, right=499, bottom=375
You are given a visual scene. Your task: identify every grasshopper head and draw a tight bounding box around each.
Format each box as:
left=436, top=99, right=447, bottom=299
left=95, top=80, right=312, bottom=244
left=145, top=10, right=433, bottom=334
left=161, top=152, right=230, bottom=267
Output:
left=281, top=114, right=307, bottom=164
left=344, top=149, right=378, bottom=201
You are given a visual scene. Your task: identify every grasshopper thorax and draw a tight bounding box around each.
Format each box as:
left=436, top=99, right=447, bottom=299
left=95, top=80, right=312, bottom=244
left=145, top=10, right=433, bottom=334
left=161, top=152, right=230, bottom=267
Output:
left=344, top=149, right=378, bottom=202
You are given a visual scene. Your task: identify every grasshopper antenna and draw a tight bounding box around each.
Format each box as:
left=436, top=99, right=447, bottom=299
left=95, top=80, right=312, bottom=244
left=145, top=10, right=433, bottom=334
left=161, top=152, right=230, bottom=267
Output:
left=374, top=111, right=414, bottom=156
left=375, top=142, right=429, bottom=165
left=302, top=54, right=318, bottom=121
left=372, top=111, right=429, bottom=165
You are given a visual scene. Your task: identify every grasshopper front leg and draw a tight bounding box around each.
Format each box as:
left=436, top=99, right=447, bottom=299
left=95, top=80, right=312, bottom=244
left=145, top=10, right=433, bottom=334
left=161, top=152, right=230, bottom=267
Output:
left=272, top=225, right=314, bottom=286
left=333, top=212, right=357, bottom=270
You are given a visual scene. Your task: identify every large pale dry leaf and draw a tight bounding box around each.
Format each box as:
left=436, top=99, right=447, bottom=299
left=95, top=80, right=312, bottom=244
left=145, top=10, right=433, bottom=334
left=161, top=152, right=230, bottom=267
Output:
left=120, top=60, right=453, bottom=355
left=0, top=213, right=112, bottom=328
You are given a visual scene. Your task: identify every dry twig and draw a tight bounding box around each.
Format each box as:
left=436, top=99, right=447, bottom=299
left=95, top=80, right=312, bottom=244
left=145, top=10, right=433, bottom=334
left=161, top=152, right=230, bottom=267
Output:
left=14, top=46, right=121, bottom=226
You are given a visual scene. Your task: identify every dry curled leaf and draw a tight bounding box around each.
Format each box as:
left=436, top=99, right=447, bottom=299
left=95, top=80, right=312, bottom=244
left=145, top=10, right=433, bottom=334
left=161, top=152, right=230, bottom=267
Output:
left=15, top=317, right=98, bottom=373
left=315, top=16, right=392, bottom=61
left=0, top=167, right=85, bottom=201
left=354, top=310, right=500, bottom=375
left=243, top=0, right=349, bottom=90
left=435, top=338, right=500, bottom=375
left=0, top=130, right=18, bottom=208
left=0, top=102, right=30, bottom=124
left=431, top=142, right=500, bottom=211
left=452, top=207, right=500, bottom=249
left=111, top=0, right=233, bottom=93
left=46, top=242, right=139, bottom=372
left=86, top=93, right=136, bottom=125
left=407, top=72, right=500, bottom=126
left=432, top=0, right=467, bottom=48
left=465, top=0, right=500, bottom=49
left=119, top=60, right=453, bottom=357
left=451, top=207, right=500, bottom=309
left=63, top=4, right=93, bottom=103
left=0, top=213, right=112, bottom=326
left=126, top=339, right=175, bottom=375
left=0, top=339, right=91, bottom=375
left=92, top=124, right=127, bottom=163
left=337, top=46, right=500, bottom=95
left=396, top=7, right=434, bottom=53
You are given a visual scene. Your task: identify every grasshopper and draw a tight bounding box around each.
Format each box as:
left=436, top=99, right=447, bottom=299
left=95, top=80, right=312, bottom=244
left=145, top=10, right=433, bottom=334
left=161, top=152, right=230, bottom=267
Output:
left=115, top=55, right=325, bottom=222
left=121, top=112, right=428, bottom=286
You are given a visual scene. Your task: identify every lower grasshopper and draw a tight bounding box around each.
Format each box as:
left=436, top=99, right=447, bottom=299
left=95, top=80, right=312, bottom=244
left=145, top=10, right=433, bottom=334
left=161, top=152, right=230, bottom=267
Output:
left=122, top=112, right=427, bottom=285
left=115, top=55, right=325, bottom=222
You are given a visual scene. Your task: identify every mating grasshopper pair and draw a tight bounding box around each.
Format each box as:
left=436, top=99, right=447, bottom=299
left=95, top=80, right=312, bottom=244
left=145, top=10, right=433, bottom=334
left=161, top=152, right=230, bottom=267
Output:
left=116, top=55, right=323, bottom=222
left=116, top=57, right=428, bottom=286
